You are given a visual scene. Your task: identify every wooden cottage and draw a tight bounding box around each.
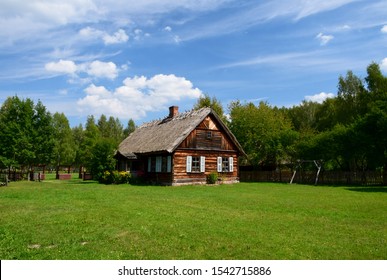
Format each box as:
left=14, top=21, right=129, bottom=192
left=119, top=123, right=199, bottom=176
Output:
left=115, top=106, right=245, bottom=185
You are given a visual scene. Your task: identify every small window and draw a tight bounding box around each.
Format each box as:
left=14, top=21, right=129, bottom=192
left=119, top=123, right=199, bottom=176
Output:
left=222, top=157, right=229, bottom=172
left=148, top=156, right=172, bottom=173
left=192, top=156, right=200, bottom=172
left=206, top=131, right=212, bottom=139
left=186, top=156, right=205, bottom=173
left=217, top=157, right=234, bottom=173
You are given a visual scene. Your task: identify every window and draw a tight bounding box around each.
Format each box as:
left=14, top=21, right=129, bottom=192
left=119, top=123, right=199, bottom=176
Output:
left=148, top=156, right=171, bottom=173
left=217, top=157, right=234, bottom=173
left=206, top=131, right=212, bottom=139
left=186, top=156, right=205, bottom=173
left=192, top=156, right=200, bottom=172
left=161, top=156, right=168, bottom=172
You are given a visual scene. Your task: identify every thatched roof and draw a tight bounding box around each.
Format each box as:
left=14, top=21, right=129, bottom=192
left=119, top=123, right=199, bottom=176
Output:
left=117, top=107, right=244, bottom=159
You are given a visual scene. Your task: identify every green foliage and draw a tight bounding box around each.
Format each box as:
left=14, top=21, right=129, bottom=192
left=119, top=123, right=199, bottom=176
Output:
left=101, top=170, right=131, bottom=184
left=0, top=96, right=55, bottom=169
left=52, top=112, right=75, bottom=166
left=89, top=138, right=117, bottom=182
left=194, top=93, right=228, bottom=124
left=284, top=62, right=387, bottom=172
left=229, top=101, right=297, bottom=169
left=123, top=119, right=136, bottom=136
left=206, top=172, right=218, bottom=184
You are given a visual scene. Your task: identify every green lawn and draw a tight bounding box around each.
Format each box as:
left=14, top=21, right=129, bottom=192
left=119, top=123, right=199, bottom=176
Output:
left=0, top=177, right=386, bottom=260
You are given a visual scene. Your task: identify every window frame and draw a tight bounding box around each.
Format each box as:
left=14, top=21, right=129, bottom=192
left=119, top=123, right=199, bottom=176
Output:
left=186, top=156, right=205, bottom=173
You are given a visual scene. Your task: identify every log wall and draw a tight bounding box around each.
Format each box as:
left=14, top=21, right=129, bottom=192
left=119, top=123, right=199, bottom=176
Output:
left=172, top=149, right=239, bottom=185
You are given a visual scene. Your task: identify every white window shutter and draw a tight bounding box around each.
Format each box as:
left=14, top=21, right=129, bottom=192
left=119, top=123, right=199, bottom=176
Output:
left=147, top=157, right=151, bottom=172
left=200, top=156, right=205, bottom=173
left=186, top=156, right=192, bottom=173
left=217, top=157, right=222, bottom=172
left=229, top=157, right=234, bottom=172
left=156, top=156, right=162, bottom=172
left=167, top=156, right=172, bottom=173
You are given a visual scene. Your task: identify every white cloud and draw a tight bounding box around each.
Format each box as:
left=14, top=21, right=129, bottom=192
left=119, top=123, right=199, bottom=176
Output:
left=85, top=61, right=118, bottom=80
left=79, top=27, right=129, bottom=45
left=77, top=74, right=202, bottom=119
left=164, top=26, right=172, bottom=32
left=45, top=59, right=118, bottom=80
left=292, top=0, right=356, bottom=21
left=381, top=25, right=387, bottom=33
left=305, top=92, right=335, bottom=103
left=102, top=29, right=129, bottom=45
left=45, top=59, right=77, bottom=74
left=380, top=58, right=387, bottom=72
left=316, top=33, right=334, bottom=45
left=79, top=26, right=104, bottom=39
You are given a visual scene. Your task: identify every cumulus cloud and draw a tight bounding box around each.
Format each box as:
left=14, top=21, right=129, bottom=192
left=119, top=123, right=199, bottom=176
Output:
left=85, top=61, right=118, bottom=79
left=45, top=59, right=77, bottom=74
left=305, top=92, right=335, bottom=103
left=316, top=33, right=334, bottom=45
left=381, top=25, right=387, bottom=33
left=380, top=58, right=387, bottom=72
left=45, top=59, right=118, bottom=80
left=77, top=74, right=202, bottom=119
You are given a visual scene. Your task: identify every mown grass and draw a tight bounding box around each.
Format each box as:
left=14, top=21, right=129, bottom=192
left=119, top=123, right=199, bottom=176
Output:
left=0, top=177, right=386, bottom=260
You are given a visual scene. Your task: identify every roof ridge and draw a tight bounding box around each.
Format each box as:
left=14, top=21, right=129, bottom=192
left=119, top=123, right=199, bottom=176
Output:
left=138, top=107, right=210, bottom=128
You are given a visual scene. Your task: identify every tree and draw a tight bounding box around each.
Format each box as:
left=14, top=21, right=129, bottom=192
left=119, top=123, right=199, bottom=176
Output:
left=52, top=112, right=75, bottom=169
left=79, top=115, right=101, bottom=173
left=285, top=100, right=322, bottom=132
left=89, top=138, right=117, bottom=182
left=72, top=124, right=85, bottom=177
left=32, top=101, right=55, bottom=166
left=194, top=94, right=228, bottom=124
left=0, top=96, right=54, bottom=172
left=336, top=70, right=367, bottom=125
left=124, top=119, right=136, bottom=136
left=229, top=101, right=297, bottom=169
left=106, top=116, right=124, bottom=145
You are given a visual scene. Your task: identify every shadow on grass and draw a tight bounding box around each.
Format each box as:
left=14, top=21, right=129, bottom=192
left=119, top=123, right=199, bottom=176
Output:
left=345, top=186, right=387, bottom=193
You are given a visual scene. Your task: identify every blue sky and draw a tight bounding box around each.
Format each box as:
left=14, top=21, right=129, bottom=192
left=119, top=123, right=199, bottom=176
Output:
left=0, top=0, right=386, bottom=127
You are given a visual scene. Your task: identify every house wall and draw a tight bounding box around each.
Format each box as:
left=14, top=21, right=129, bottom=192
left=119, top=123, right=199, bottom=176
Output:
left=179, top=116, right=237, bottom=151
left=172, top=149, right=239, bottom=186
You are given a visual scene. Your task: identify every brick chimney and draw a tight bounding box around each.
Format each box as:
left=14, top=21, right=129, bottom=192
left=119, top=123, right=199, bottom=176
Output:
left=169, top=106, right=179, bottom=118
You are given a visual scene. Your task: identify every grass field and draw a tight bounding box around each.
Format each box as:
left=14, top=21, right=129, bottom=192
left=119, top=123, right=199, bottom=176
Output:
left=0, top=177, right=386, bottom=260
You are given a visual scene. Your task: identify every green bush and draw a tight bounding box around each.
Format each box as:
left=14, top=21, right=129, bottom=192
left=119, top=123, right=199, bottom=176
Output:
left=100, top=170, right=131, bottom=184
left=207, top=172, right=218, bottom=184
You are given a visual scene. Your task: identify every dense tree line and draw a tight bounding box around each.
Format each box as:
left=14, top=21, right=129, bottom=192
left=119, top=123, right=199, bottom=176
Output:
left=1, top=62, right=386, bottom=180
left=228, top=62, right=387, bottom=172
left=0, top=96, right=135, bottom=180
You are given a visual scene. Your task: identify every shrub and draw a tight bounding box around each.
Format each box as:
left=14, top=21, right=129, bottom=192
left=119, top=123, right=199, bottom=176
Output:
left=207, top=172, right=218, bottom=184
left=100, top=170, right=131, bottom=184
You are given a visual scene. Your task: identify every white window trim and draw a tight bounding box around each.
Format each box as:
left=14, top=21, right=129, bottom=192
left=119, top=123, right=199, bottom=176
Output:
left=200, top=156, right=205, bottom=173
left=217, top=157, right=222, bottom=172
left=229, top=156, right=234, bottom=172
left=186, top=156, right=192, bottom=173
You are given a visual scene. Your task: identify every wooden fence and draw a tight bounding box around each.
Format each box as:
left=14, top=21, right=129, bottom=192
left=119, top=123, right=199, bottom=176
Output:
left=240, top=170, right=385, bottom=186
